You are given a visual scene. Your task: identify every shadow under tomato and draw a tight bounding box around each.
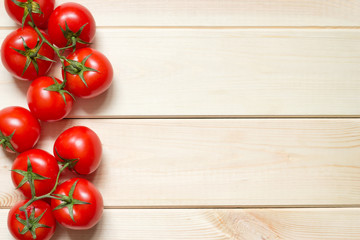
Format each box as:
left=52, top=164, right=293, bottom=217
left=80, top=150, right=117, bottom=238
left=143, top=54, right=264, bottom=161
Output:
left=69, top=78, right=117, bottom=117
left=34, top=121, right=75, bottom=152
left=51, top=219, right=103, bottom=240
left=13, top=76, right=30, bottom=96
left=2, top=149, right=18, bottom=162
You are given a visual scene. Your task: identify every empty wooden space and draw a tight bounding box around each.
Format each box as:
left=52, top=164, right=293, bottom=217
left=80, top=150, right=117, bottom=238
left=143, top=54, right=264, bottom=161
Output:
left=0, top=119, right=360, bottom=207
left=1, top=29, right=360, bottom=116
left=0, top=0, right=360, bottom=239
left=2, top=0, right=360, bottom=27
left=0, top=209, right=359, bottom=239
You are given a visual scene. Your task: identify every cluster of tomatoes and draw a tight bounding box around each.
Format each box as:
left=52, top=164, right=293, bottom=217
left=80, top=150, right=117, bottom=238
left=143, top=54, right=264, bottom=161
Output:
left=6, top=125, right=104, bottom=240
left=2, top=0, right=113, bottom=121
left=0, top=0, right=113, bottom=239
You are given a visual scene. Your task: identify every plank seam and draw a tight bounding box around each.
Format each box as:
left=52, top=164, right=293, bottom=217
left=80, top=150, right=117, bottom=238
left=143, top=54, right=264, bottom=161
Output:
left=65, top=116, right=360, bottom=120
left=1, top=26, right=360, bottom=30
left=2, top=205, right=360, bottom=210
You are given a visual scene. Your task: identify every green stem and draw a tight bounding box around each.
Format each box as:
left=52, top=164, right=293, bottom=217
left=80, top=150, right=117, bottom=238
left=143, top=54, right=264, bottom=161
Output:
left=28, top=173, right=36, bottom=198
left=34, top=40, right=44, bottom=55
left=28, top=22, right=58, bottom=55
left=49, top=163, right=69, bottom=194
left=24, top=209, right=30, bottom=230
left=45, top=195, right=63, bottom=200
left=0, top=139, right=5, bottom=145
left=27, top=21, right=75, bottom=86
left=19, top=162, right=70, bottom=212
left=57, top=37, right=77, bottom=51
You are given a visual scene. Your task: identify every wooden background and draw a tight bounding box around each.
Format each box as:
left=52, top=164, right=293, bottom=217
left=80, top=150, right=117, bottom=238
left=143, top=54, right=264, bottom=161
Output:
left=1, top=0, right=360, bottom=239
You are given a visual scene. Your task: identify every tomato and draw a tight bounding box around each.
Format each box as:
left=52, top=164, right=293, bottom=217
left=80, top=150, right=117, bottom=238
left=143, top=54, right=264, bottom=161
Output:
left=8, top=200, right=56, bottom=240
left=27, top=76, right=74, bottom=122
left=0, top=106, right=40, bottom=153
left=48, top=3, right=96, bottom=49
left=11, top=149, right=59, bottom=198
left=1, top=27, right=55, bottom=81
left=5, top=0, right=55, bottom=29
left=64, top=48, right=113, bottom=98
left=51, top=178, right=103, bottom=230
left=53, top=126, right=102, bottom=175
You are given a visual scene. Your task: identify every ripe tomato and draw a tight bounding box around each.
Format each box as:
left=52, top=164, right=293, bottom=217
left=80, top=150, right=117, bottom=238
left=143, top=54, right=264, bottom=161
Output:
left=1, top=27, right=55, bottom=81
left=11, top=149, right=59, bottom=198
left=5, top=0, right=55, bottom=29
left=64, top=48, right=113, bottom=98
left=53, top=126, right=102, bottom=175
left=51, top=178, right=103, bottom=229
left=8, top=200, right=56, bottom=240
left=0, top=106, right=40, bottom=153
left=48, top=3, right=95, bottom=49
left=27, top=76, right=74, bottom=122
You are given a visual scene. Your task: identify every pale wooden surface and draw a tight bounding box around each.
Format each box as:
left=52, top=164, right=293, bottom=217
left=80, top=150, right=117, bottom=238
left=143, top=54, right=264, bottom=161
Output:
left=2, top=0, right=360, bottom=27
left=0, top=119, right=360, bottom=207
left=1, top=209, right=360, bottom=239
left=1, top=0, right=360, bottom=239
left=1, top=29, right=360, bottom=116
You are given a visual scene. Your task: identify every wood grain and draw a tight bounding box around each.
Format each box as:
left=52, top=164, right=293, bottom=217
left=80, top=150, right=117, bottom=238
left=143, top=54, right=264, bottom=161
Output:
left=0, top=119, right=360, bottom=207
left=2, top=0, right=360, bottom=27
left=0, top=0, right=359, bottom=239
left=1, top=29, right=360, bottom=116
left=1, top=209, right=360, bottom=239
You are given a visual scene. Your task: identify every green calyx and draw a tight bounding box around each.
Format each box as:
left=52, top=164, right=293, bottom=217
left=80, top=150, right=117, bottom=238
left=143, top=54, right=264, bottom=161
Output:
left=52, top=180, right=90, bottom=222
left=64, top=53, right=98, bottom=87
left=44, top=77, right=75, bottom=105
left=54, top=147, right=79, bottom=171
left=11, top=0, right=43, bottom=28
left=0, top=130, right=17, bottom=153
left=60, top=21, right=91, bottom=52
left=11, top=157, right=49, bottom=197
left=16, top=207, right=50, bottom=239
left=11, top=37, right=55, bottom=76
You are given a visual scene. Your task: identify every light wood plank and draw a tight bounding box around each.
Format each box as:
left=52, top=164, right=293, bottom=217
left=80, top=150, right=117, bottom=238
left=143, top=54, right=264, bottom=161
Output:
left=2, top=0, right=360, bottom=27
left=1, top=29, right=360, bottom=116
left=1, top=208, right=360, bottom=239
left=0, top=119, right=360, bottom=207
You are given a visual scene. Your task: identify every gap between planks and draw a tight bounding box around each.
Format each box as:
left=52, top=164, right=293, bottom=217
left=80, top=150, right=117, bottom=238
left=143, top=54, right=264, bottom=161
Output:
left=2, top=26, right=360, bottom=30
left=1, top=205, right=360, bottom=210
left=104, top=204, right=360, bottom=209
left=64, top=116, right=360, bottom=120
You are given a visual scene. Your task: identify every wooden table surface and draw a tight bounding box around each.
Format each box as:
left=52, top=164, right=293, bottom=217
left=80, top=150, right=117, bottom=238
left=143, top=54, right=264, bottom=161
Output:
left=1, top=0, right=360, bottom=239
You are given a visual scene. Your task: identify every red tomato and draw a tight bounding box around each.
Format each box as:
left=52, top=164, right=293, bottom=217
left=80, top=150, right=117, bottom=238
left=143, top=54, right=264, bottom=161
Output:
left=48, top=3, right=96, bottom=49
left=51, top=178, right=103, bottom=230
left=53, top=126, right=102, bottom=175
left=27, top=76, right=74, bottom=122
left=64, top=48, right=113, bottom=98
left=5, top=0, right=55, bottom=29
left=1, top=27, right=55, bottom=81
left=8, top=200, right=56, bottom=240
left=0, top=106, right=41, bottom=153
left=11, top=149, right=59, bottom=198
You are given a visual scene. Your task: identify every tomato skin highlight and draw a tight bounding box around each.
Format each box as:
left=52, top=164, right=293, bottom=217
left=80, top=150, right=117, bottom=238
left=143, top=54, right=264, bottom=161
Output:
left=5, top=0, right=55, bottom=29
left=54, top=126, right=102, bottom=175
left=27, top=76, right=74, bottom=122
left=51, top=178, right=103, bottom=230
left=48, top=3, right=96, bottom=49
left=0, top=106, right=41, bottom=153
left=65, top=48, right=113, bottom=98
left=8, top=200, right=56, bottom=240
left=1, top=27, right=55, bottom=81
left=11, top=149, right=59, bottom=198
